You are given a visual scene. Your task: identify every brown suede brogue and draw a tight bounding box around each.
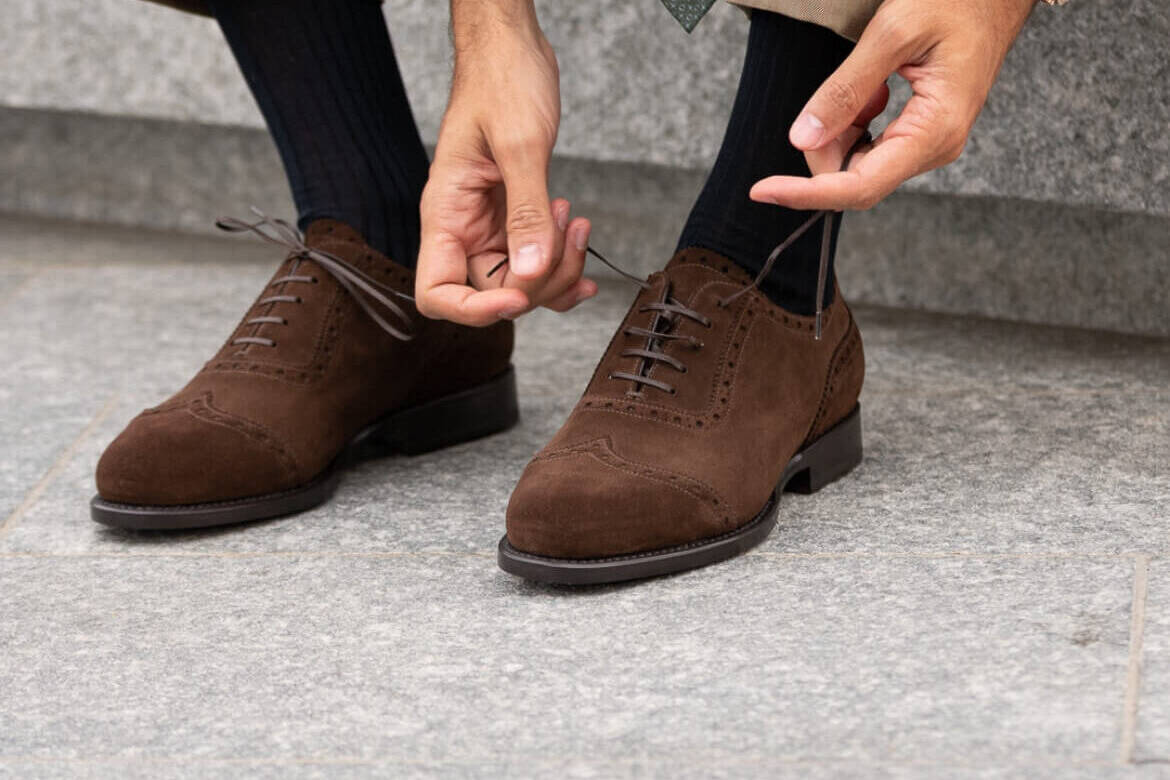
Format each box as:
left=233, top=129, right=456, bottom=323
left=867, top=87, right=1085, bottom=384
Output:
left=500, top=248, right=863, bottom=583
left=93, top=215, right=516, bottom=530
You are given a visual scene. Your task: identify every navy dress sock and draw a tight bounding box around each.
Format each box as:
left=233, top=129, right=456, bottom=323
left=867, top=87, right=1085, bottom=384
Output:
left=209, top=0, right=429, bottom=266
left=676, top=11, right=854, bottom=313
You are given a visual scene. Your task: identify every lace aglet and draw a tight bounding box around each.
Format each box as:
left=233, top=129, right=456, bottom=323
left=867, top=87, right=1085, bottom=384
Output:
left=815, top=312, right=823, bottom=341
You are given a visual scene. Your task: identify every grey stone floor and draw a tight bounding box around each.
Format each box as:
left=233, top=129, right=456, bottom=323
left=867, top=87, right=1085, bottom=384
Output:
left=0, top=213, right=1168, bottom=779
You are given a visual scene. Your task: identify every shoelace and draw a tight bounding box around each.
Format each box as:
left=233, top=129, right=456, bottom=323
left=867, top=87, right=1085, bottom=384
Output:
left=487, top=136, right=867, bottom=397
left=602, top=201, right=841, bottom=397
left=216, top=207, right=416, bottom=345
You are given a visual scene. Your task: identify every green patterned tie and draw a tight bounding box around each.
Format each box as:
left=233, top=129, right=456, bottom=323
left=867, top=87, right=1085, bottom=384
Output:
left=659, top=0, right=717, bottom=32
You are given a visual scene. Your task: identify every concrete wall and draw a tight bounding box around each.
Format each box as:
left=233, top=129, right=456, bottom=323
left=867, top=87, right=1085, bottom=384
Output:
left=3, top=0, right=1168, bottom=334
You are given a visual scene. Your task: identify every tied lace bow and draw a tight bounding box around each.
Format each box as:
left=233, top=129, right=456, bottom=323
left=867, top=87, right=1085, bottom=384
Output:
left=216, top=208, right=416, bottom=342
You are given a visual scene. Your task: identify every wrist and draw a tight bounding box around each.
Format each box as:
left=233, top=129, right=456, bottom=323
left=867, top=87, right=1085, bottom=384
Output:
left=451, top=0, right=544, bottom=64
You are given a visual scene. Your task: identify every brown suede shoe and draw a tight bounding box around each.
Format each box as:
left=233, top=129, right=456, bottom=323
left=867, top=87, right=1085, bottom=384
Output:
left=92, top=216, right=516, bottom=530
left=500, top=248, right=862, bottom=583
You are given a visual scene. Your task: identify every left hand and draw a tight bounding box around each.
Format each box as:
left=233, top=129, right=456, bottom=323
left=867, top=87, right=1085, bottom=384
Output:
left=750, top=0, right=1035, bottom=210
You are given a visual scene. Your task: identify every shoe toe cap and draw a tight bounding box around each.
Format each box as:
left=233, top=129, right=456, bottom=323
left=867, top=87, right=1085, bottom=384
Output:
left=505, top=445, right=729, bottom=560
left=96, top=401, right=300, bottom=506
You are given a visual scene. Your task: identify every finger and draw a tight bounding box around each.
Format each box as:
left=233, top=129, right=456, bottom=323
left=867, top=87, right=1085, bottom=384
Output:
left=495, top=138, right=557, bottom=281
left=415, top=228, right=527, bottom=323
left=421, top=283, right=531, bottom=326
left=544, top=197, right=569, bottom=280
left=750, top=132, right=931, bottom=211
left=804, top=125, right=867, bottom=176
left=790, top=19, right=910, bottom=151
left=471, top=199, right=570, bottom=308
left=543, top=277, right=598, bottom=313
left=466, top=252, right=510, bottom=290
left=856, top=82, right=891, bottom=128
left=803, top=82, right=887, bottom=176
left=531, top=217, right=590, bottom=307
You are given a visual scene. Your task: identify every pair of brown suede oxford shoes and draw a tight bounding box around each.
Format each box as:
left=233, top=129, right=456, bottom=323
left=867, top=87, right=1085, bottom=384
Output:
left=93, top=217, right=863, bottom=584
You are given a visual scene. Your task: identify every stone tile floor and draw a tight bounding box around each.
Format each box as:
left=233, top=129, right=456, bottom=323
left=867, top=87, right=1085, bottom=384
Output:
left=0, top=214, right=1167, bottom=778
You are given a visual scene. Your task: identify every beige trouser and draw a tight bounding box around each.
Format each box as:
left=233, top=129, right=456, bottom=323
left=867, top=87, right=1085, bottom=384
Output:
left=152, top=0, right=882, bottom=41
left=728, top=0, right=883, bottom=41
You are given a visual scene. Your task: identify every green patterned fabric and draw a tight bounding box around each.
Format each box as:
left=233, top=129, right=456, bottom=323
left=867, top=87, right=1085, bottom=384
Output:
left=659, top=0, right=718, bottom=32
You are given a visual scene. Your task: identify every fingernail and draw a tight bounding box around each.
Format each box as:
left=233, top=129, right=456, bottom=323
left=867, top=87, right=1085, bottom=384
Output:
left=791, top=113, right=825, bottom=148
left=574, top=225, right=590, bottom=251
left=498, top=307, right=523, bottom=320
left=511, top=243, right=543, bottom=276
left=556, top=205, right=569, bottom=231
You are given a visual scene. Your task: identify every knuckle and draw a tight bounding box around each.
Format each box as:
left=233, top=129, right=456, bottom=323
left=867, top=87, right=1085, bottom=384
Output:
left=823, top=79, right=863, bottom=115
left=506, top=203, right=548, bottom=235
left=496, top=129, right=552, bottom=163
left=944, top=127, right=969, bottom=163
left=416, top=292, right=447, bottom=321
left=855, top=188, right=883, bottom=210
left=415, top=296, right=438, bottom=320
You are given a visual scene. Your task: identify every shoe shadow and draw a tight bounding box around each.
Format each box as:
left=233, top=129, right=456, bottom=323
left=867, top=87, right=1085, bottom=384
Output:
left=499, top=568, right=694, bottom=598
left=93, top=512, right=289, bottom=546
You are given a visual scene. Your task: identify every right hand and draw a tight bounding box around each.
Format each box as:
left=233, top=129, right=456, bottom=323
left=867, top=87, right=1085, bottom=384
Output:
left=415, top=3, right=595, bottom=326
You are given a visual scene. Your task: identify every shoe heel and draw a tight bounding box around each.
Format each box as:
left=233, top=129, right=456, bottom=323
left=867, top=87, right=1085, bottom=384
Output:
left=360, top=367, right=519, bottom=457
left=783, top=405, right=862, bottom=494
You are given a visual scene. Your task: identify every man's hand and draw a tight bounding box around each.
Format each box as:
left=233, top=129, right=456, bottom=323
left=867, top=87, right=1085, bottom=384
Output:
left=750, top=0, right=1035, bottom=211
left=416, top=0, right=595, bottom=326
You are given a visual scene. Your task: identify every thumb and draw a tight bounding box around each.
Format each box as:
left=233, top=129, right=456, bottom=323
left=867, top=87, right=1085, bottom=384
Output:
left=790, top=21, right=908, bottom=151
left=496, top=141, right=557, bottom=281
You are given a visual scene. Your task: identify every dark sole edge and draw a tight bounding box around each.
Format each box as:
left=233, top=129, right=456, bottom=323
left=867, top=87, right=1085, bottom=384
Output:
left=90, top=366, right=520, bottom=531
left=496, top=404, right=862, bottom=586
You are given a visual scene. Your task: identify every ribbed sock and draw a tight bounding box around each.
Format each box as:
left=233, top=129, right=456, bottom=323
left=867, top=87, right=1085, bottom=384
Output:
left=675, top=11, right=853, bottom=313
left=208, top=0, right=428, bottom=266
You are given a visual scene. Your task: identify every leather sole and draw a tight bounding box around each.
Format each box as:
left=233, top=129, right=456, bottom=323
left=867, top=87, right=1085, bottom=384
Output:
left=90, top=367, right=520, bottom=531
left=497, top=404, right=862, bottom=585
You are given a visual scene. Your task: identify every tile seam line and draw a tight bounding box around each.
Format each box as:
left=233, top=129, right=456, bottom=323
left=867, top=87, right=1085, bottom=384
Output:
left=0, top=550, right=1149, bottom=560
left=0, top=394, right=119, bottom=541
left=1120, top=554, right=1151, bottom=763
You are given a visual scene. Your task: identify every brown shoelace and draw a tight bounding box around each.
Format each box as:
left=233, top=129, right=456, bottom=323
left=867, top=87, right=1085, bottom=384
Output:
left=486, top=138, right=867, bottom=397
left=600, top=195, right=845, bottom=397
left=216, top=207, right=416, bottom=345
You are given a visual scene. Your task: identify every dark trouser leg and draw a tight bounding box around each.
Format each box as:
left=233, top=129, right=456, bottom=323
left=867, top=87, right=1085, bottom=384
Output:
left=675, top=11, right=853, bottom=314
left=207, top=0, right=428, bottom=266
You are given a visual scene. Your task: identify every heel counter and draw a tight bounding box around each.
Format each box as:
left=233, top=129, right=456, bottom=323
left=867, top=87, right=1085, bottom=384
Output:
left=805, top=310, right=864, bottom=445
